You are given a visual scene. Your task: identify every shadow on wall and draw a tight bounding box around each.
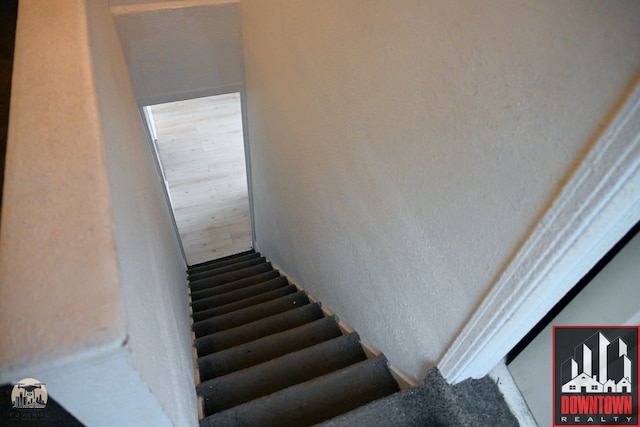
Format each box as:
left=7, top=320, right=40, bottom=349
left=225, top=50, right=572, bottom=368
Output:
left=0, top=0, right=18, bottom=221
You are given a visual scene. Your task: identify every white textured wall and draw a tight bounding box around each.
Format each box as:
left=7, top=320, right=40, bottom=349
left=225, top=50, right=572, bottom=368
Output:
left=111, top=0, right=244, bottom=106
left=0, top=1, right=196, bottom=425
left=240, top=0, right=640, bottom=380
left=87, top=0, right=197, bottom=425
left=0, top=0, right=125, bottom=381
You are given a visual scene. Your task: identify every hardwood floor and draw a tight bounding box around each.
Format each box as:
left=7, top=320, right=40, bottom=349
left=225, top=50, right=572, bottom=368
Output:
left=151, top=93, right=252, bottom=266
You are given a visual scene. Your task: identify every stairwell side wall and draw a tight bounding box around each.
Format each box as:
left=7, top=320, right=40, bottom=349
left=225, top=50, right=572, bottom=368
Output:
left=0, top=0, right=127, bottom=390
left=240, top=0, right=640, bottom=381
left=86, top=0, right=197, bottom=426
left=0, top=1, right=196, bottom=425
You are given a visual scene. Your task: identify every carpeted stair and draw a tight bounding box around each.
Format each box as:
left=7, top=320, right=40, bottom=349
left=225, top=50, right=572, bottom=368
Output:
left=188, top=250, right=401, bottom=427
left=188, top=249, right=520, bottom=426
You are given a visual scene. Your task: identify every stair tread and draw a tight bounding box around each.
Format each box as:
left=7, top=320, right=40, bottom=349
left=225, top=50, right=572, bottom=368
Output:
left=191, top=276, right=288, bottom=313
left=189, top=256, right=267, bottom=281
left=199, top=356, right=399, bottom=427
left=314, top=384, right=423, bottom=427
left=190, top=262, right=274, bottom=292
left=188, top=249, right=256, bottom=272
left=197, top=316, right=343, bottom=381
left=193, top=291, right=310, bottom=337
left=190, top=270, right=281, bottom=302
left=188, top=259, right=403, bottom=427
left=198, top=333, right=366, bottom=414
left=192, top=284, right=297, bottom=322
left=195, top=303, right=325, bottom=357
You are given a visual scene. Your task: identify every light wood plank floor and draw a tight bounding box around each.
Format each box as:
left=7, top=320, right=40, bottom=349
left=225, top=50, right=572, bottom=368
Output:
left=151, top=93, right=252, bottom=266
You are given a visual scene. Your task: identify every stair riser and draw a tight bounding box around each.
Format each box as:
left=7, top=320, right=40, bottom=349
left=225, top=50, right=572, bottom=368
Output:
left=190, top=263, right=274, bottom=292
left=188, top=249, right=256, bottom=273
left=197, top=316, right=343, bottom=381
left=195, top=303, right=325, bottom=357
left=198, top=334, right=366, bottom=415
left=191, top=276, right=288, bottom=313
left=188, top=252, right=403, bottom=427
left=193, top=292, right=310, bottom=338
left=189, top=257, right=267, bottom=282
left=199, top=356, right=399, bottom=427
left=190, top=270, right=281, bottom=302
left=192, top=285, right=297, bottom=322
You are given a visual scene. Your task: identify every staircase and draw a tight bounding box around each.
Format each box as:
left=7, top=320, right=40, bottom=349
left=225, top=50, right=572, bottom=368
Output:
left=188, top=249, right=401, bottom=427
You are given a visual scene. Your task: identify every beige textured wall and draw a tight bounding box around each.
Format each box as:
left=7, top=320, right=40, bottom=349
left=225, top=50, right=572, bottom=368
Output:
left=0, top=1, right=196, bottom=425
left=87, top=0, right=197, bottom=425
left=240, top=0, right=640, bottom=380
left=112, top=0, right=244, bottom=106
left=0, top=0, right=125, bottom=379
left=110, top=0, right=191, bottom=5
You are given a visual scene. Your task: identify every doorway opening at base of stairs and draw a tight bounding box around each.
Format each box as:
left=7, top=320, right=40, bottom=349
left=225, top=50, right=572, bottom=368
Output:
left=144, top=93, right=253, bottom=266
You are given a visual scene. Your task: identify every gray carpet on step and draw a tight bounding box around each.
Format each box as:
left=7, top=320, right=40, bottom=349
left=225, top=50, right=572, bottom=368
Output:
left=320, top=368, right=519, bottom=426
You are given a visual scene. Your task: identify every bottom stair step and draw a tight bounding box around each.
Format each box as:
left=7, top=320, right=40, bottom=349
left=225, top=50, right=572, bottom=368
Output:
left=199, top=356, right=400, bottom=427
left=198, top=316, right=343, bottom=381
left=198, top=333, right=366, bottom=414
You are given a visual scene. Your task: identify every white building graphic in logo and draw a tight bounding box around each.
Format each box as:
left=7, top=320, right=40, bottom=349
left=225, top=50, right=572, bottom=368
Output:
left=11, top=378, right=48, bottom=409
left=561, top=331, right=632, bottom=394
